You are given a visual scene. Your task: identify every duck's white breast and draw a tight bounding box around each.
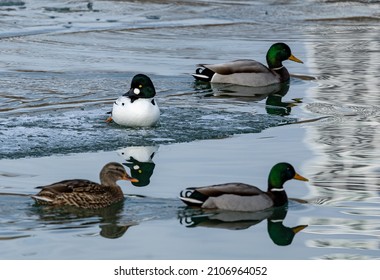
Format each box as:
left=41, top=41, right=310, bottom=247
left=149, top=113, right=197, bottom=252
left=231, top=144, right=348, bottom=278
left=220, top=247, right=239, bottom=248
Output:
left=112, top=96, right=160, bottom=127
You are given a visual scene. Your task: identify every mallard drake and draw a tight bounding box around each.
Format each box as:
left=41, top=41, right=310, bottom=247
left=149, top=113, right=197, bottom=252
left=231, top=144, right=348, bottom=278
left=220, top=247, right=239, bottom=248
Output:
left=179, top=162, right=308, bottom=212
left=193, top=43, right=303, bottom=87
left=32, top=162, right=139, bottom=209
left=106, top=74, right=160, bottom=127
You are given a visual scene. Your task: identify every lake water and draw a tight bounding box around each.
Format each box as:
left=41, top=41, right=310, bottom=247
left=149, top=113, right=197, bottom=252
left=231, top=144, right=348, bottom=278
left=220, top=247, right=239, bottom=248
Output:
left=0, top=0, right=379, bottom=260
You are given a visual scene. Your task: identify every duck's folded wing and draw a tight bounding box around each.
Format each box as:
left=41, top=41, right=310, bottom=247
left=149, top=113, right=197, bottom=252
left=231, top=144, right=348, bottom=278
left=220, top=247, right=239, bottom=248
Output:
left=199, top=60, right=270, bottom=75
left=192, top=183, right=265, bottom=197
left=180, top=183, right=265, bottom=206
left=36, top=180, right=104, bottom=194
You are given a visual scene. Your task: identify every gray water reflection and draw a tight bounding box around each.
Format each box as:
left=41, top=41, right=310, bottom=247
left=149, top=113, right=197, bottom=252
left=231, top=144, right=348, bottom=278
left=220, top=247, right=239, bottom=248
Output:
left=0, top=193, right=179, bottom=244
left=300, top=15, right=380, bottom=259
left=178, top=206, right=308, bottom=246
left=117, top=146, right=159, bottom=187
left=194, top=80, right=305, bottom=116
left=31, top=201, right=133, bottom=239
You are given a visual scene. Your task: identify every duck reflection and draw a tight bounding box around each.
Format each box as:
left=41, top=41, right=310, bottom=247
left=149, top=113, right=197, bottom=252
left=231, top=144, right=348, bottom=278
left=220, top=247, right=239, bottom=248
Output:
left=196, top=81, right=282, bottom=102
left=178, top=206, right=307, bottom=246
left=195, top=81, right=301, bottom=116
left=265, top=83, right=302, bottom=116
left=31, top=201, right=136, bottom=239
left=267, top=207, right=307, bottom=246
left=117, top=146, right=158, bottom=187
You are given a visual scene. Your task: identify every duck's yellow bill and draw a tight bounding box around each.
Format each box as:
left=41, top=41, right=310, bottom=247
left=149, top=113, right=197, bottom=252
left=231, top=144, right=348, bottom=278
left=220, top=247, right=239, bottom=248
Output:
left=289, top=54, right=303, bottom=64
left=292, top=225, right=308, bottom=234
left=293, top=173, right=309, bottom=182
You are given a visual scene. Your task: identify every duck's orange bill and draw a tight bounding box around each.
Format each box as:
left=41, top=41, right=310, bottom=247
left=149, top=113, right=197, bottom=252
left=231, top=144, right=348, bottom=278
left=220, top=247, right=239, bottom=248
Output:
left=293, top=173, right=309, bottom=182
left=289, top=54, right=303, bottom=64
left=123, top=174, right=139, bottom=183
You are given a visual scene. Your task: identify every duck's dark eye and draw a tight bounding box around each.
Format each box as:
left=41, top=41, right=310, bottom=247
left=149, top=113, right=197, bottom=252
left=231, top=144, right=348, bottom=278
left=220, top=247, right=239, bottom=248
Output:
left=116, top=168, right=124, bottom=172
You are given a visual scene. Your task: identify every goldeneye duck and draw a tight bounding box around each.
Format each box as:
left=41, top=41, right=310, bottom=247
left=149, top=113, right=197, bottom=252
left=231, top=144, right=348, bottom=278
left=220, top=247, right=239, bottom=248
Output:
left=107, top=74, right=160, bottom=127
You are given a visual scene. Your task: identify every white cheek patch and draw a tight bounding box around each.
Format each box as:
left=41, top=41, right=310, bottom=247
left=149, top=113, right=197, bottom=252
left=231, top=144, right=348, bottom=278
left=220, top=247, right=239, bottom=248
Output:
left=133, top=88, right=140, bottom=95
left=133, top=165, right=140, bottom=170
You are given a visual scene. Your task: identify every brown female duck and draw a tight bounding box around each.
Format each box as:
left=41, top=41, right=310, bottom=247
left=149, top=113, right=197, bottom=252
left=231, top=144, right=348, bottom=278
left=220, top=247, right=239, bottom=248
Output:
left=32, top=162, right=138, bottom=209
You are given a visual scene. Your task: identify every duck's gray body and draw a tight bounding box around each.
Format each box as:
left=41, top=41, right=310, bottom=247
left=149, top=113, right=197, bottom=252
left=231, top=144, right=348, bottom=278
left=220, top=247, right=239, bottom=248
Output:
left=197, top=60, right=284, bottom=87
left=180, top=183, right=276, bottom=212
left=193, top=43, right=303, bottom=87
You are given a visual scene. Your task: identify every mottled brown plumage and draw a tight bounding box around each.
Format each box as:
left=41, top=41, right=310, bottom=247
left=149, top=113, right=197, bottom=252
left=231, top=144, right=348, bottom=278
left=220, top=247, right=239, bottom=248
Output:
left=32, top=162, right=138, bottom=209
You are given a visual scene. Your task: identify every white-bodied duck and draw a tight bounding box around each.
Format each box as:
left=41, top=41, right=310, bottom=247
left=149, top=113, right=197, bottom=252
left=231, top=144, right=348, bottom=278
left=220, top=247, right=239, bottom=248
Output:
left=107, top=74, right=160, bottom=127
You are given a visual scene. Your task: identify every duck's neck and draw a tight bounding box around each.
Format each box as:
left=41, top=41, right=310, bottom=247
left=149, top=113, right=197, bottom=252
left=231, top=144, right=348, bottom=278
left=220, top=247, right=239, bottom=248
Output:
left=272, top=67, right=290, bottom=82
left=100, top=177, right=121, bottom=189
left=268, top=181, right=288, bottom=207
left=266, top=56, right=290, bottom=82
left=101, top=178, right=124, bottom=197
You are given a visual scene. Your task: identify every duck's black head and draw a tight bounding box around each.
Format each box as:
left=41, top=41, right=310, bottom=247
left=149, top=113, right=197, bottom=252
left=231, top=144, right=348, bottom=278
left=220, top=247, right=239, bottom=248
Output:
left=123, top=74, right=156, bottom=102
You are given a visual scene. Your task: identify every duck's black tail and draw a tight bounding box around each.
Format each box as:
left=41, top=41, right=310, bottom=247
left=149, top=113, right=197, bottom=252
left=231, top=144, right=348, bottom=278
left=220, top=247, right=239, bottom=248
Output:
left=192, top=67, right=215, bottom=82
left=179, top=188, right=208, bottom=207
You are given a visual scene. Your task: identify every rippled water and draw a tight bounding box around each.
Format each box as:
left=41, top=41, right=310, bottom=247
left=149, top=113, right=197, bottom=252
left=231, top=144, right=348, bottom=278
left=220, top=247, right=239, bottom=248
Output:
left=1, top=0, right=380, bottom=260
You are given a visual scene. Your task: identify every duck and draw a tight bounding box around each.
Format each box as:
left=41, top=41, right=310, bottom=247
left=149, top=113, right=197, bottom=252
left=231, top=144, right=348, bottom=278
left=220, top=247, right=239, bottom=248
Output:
left=32, top=162, right=139, bottom=209
left=192, top=43, right=303, bottom=87
left=106, top=74, right=160, bottom=127
left=179, top=162, right=308, bottom=212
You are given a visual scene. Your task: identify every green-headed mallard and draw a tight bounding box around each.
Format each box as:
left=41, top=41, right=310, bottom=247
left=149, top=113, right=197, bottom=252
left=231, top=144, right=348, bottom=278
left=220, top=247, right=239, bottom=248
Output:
left=179, top=162, right=308, bottom=212
left=32, top=162, right=138, bottom=209
left=106, top=74, right=160, bottom=127
left=193, top=43, right=303, bottom=87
